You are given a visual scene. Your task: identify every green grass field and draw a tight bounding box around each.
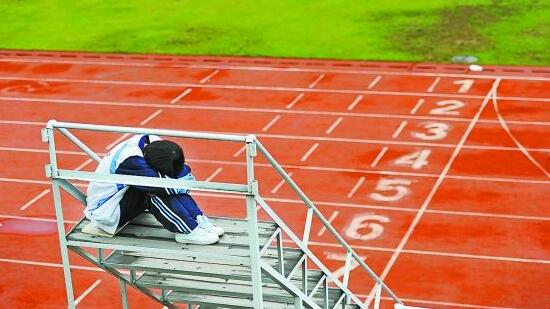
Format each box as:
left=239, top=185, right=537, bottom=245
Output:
left=1, top=0, right=548, bottom=65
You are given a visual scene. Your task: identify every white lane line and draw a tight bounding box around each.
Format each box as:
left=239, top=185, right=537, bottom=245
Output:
left=139, top=108, right=163, bottom=125
left=366, top=78, right=503, bottom=306
left=427, top=77, right=441, bottom=92
left=317, top=211, right=340, bottom=236
left=205, top=167, right=223, bottom=182
left=368, top=75, right=382, bottom=89
left=106, top=133, right=130, bottom=150
left=232, top=145, right=246, bottom=158
left=0, top=214, right=78, bottom=224
left=493, top=91, right=550, bottom=178
left=346, top=177, right=366, bottom=198
left=170, top=88, right=192, bottom=104
left=370, top=147, right=388, bottom=167
left=347, top=95, right=364, bottom=111
left=0, top=75, right=506, bottom=100
left=306, top=240, right=550, bottom=265
left=309, top=73, right=326, bottom=88
left=410, top=98, right=425, bottom=115
left=392, top=120, right=408, bottom=138
left=271, top=172, right=293, bottom=194
left=325, top=117, right=343, bottom=135
left=4, top=96, right=550, bottom=127
left=0, top=257, right=102, bottom=271
left=74, top=279, right=102, bottom=305
left=3, top=57, right=550, bottom=82
left=199, top=69, right=220, bottom=84
left=19, top=189, right=50, bottom=211
left=286, top=93, right=305, bottom=109
left=74, top=158, right=94, bottom=171
left=262, top=115, right=281, bottom=132
left=300, top=143, right=319, bottom=162
left=376, top=295, right=520, bottom=309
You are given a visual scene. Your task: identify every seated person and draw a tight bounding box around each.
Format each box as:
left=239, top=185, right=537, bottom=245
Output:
left=83, top=134, right=223, bottom=245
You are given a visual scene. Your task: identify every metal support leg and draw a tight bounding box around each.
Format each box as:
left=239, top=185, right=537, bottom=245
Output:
left=294, top=297, right=304, bottom=309
left=373, top=282, right=382, bottom=309
left=52, top=181, right=76, bottom=309
left=246, top=194, right=264, bottom=308
left=119, top=279, right=129, bottom=309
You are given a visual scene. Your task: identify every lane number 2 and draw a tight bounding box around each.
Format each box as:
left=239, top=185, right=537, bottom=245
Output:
left=429, top=100, right=465, bottom=116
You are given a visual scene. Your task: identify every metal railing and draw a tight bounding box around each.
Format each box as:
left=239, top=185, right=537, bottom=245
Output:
left=44, top=120, right=403, bottom=309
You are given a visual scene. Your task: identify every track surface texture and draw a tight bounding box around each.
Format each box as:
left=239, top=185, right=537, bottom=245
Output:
left=0, top=50, right=548, bottom=309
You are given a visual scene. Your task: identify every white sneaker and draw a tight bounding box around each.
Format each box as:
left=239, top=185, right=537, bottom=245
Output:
left=81, top=222, right=115, bottom=237
left=175, top=227, right=219, bottom=245
left=196, top=215, right=224, bottom=236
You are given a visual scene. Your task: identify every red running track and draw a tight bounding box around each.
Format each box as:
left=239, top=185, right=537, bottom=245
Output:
left=0, top=50, right=549, bottom=309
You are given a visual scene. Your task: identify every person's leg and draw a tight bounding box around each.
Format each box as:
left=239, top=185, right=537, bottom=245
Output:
left=118, top=187, right=149, bottom=228
left=147, top=195, right=198, bottom=234
left=173, top=193, right=203, bottom=218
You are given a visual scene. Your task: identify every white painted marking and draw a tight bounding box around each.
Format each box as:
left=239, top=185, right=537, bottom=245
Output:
left=383, top=296, right=519, bottom=309
left=325, top=117, right=343, bottom=134
left=75, top=279, right=102, bottom=305
left=410, top=98, right=425, bottom=115
left=493, top=91, right=550, bottom=178
left=170, top=88, right=192, bottom=104
left=199, top=69, right=220, bottom=84
left=3, top=96, right=550, bottom=127
left=365, top=78, right=503, bottom=307
left=300, top=143, right=319, bottom=162
left=347, top=176, right=366, bottom=198
left=453, top=79, right=474, bottom=93
left=140, top=108, right=163, bottom=125
left=392, top=121, right=408, bottom=138
left=262, top=115, right=281, bottom=132
left=370, top=147, right=388, bottom=167
left=271, top=172, right=293, bottom=194
left=345, top=214, right=389, bottom=240
left=429, top=100, right=465, bottom=116
left=369, top=178, right=412, bottom=202
left=2, top=57, right=549, bottom=82
left=232, top=145, right=246, bottom=157
left=74, top=158, right=94, bottom=171
left=285, top=93, right=304, bottom=109
left=394, top=149, right=431, bottom=170
left=20, top=189, right=50, bottom=211
left=0, top=257, right=102, bottom=271
left=317, top=211, right=340, bottom=236
left=307, top=240, right=550, bottom=265
left=412, top=122, right=449, bottom=141
left=0, top=214, right=78, bottom=224
left=308, top=73, right=325, bottom=88
left=368, top=75, right=382, bottom=89
left=325, top=252, right=363, bottom=279
left=427, top=77, right=441, bottom=92
left=205, top=167, right=223, bottom=182
left=10, top=76, right=547, bottom=102
left=347, top=95, right=364, bottom=111
left=106, top=133, right=130, bottom=150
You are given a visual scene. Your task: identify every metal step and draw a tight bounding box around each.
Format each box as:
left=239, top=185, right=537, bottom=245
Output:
left=67, top=214, right=278, bottom=262
left=105, top=247, right=304, bottom=281
left=135, top=271, right=358, bottom=309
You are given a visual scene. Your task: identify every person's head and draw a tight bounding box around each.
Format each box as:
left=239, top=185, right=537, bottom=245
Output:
left=143, top=140, right=185, bottom=177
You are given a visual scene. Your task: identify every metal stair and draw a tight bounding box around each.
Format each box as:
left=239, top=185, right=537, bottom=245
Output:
left=43, top=121, right=409, bottom=309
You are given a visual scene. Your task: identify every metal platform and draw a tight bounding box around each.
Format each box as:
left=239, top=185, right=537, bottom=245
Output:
left=43, top=121, right=407, bottom=309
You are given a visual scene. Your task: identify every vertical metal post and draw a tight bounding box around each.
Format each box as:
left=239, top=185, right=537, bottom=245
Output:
left=45, top=125, right=76, bottom=309
left=294, top=297, right=303, bottom=309
left=119, top=279, right=129, bottom=309
left=373, top=282, right=382, bottom=309
left=277, top=231, right=285, bottom=275
left=302, top=257, right=308, bottom=295
left=323, top=277, right=329, bottom=309
left=245, top=136, right=264, bottom=308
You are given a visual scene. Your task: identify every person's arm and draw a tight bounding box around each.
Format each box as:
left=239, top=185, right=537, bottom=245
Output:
left=115, top=156, right=187, bottom=195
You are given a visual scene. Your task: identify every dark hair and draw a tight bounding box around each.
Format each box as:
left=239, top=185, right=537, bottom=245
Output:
left=143, top=140, right=185, bottom=177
